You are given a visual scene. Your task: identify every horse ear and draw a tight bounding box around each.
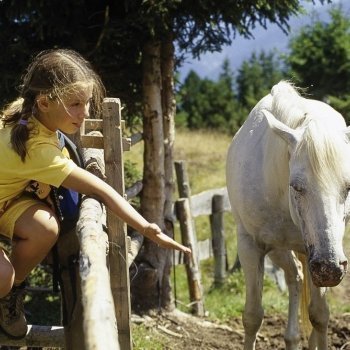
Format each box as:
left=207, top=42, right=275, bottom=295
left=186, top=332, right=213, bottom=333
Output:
left=262, top=109, right=301, bottom=148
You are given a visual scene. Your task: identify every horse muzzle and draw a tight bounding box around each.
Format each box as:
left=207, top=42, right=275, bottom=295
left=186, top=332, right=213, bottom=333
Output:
left=308, top=256, right=348, bottom=287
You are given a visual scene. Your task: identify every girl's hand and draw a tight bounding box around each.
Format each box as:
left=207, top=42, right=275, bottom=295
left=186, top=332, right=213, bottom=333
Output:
left=142, top=223, right=192, bottom=255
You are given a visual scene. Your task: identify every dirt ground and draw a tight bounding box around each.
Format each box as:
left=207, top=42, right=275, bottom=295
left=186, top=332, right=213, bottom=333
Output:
left=133, top=272, right=350, bottom=350
left=134, top=310, right=350, bottom=350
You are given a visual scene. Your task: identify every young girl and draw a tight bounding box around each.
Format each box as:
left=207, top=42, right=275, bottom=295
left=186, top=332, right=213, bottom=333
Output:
left=0, top=49, right=191, bottom=339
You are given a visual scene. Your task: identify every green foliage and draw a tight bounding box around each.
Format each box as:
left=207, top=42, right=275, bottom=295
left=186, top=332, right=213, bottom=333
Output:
left=124, top=159, right=143, bottom=208
left=25, top=291, right=61, bottom=326
left=236, top=51, right=286, bottom=110
left=328, top=94, right=350, bottom=123
left=27, top=265, right=53, bottom=288
left=176, top=62, right=240, bottom=133
left=287, top=7, right=350, bottom=99
left=124, top=159, right=142, bottom=190
left=177, top=51, right=287, bottom=133
left=25, top=265, right=61, bottom=325
left=175, top=0, right=302, bottom=59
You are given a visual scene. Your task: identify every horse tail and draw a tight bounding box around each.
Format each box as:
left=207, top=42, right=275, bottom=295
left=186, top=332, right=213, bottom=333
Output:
left=296, top=252, right=313, bottom=337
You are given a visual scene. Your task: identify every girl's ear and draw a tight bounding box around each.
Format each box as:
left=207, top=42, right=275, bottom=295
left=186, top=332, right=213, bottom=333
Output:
left=36, top=95, right=50, bottom=113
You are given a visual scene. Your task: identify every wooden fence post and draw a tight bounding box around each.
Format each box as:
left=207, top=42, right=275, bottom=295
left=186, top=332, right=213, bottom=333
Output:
left=174, top=160, right=192, bottom=199
left=174, top=160, right=205, bottom=315
left=77, top=196, right=120, bottom=349
left=176, top=198, right=205, bottom=316
left=210, top=194, right=226, bottom=285
left=102, top=98, right=132, bottom=350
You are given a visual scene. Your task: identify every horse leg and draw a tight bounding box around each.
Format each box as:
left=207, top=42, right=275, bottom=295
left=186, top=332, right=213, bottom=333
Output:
left=308, top=284, right=329, bottom=350
left=268, top=250, right=303, bottom=350
left=237, top=225, right=265, bottom=350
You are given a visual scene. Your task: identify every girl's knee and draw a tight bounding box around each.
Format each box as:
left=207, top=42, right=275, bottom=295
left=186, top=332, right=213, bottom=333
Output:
left=15, top=205, right=60, bottom=244
left=0, top=252, right=15, bottom=297
left=43, top=220, right=60, bottom=246
left=42, top=219, right=60, bottom=253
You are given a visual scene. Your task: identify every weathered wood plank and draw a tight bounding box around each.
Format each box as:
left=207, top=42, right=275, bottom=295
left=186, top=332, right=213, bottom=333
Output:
left=84, top=119, right=103, bottom=131
left=72, top=143, right=119, bottom=350
left=125, top=180, right=143, bottom=200
left=190, top=187, right=231, bottom=217
left=176, top=198, right=205, bottom=316
left=102, top=98, right=132, bottom=350
left=173, top=238, right=212, bottom=265
left=80, top=134, right=131, bottom=151
left=210, top=194, right=226, bottom=285
left=0, top=325, right=64, bottom=348
left=77, top=196, right=119, bottom=350
left=130, top=132, right=143, bottom=146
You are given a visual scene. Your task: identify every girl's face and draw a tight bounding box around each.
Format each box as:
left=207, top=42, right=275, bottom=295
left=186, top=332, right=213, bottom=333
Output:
left=38, top=85, right=93, bottom=134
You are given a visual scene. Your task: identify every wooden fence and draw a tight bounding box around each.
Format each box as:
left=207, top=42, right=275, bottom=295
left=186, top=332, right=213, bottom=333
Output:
left=0, top=98, right=140, bottom=350
left=173, top=160, right=286, bottom=316
left=173, top=160, right=232, bottom=316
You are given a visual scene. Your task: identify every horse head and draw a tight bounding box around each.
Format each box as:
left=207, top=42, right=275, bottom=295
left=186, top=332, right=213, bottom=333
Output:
left=263, top=109, right=350, bottom=287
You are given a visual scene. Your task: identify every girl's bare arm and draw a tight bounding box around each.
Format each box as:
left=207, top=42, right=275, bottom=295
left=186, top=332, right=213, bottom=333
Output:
left=61, top=167, right=191, bottom=254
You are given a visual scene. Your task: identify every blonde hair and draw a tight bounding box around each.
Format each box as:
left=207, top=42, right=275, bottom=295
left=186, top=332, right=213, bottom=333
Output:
left=1, top=49, right=105, bottom=161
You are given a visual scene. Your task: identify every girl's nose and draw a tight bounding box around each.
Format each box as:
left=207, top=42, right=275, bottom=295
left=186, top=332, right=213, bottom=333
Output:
left=84, top=103, right=90, bottom=118
left=82, top=105, right=89, bottom=119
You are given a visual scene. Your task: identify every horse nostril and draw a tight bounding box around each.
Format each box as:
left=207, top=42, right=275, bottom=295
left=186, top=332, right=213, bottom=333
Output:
left=340, top=259, right=348, bottom=273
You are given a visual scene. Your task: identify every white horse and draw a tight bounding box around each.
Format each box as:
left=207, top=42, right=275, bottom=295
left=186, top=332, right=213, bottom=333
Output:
left=226, top=81, right=350, bottom=350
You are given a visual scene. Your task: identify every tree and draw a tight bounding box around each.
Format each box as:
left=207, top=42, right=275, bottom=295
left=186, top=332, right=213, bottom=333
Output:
left=236, top=51, right=286, bottom=111
left=177, top=60, right=240, bottom=132
left=177, top=51, right=286, bottom=133
left=287, top=7, right=350, bottom=99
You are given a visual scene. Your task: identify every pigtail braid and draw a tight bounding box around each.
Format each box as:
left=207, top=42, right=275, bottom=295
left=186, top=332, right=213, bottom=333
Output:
left=2, top=96, right=33, bottom=161
left=10, top=116, right=30, bottom=162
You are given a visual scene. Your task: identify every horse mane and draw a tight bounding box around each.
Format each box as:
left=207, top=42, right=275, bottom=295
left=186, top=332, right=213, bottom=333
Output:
left=270, top=81, right=350, bottom=194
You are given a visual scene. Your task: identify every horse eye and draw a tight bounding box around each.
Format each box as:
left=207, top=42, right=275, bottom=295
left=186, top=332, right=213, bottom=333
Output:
left=290, top=182, right=304, bottom=194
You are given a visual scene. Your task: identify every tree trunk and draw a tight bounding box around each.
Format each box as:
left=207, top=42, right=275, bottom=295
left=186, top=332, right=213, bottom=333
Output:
left=131, top=38, right=176, bottom=312
left=161, top=34, right=176, bottom=310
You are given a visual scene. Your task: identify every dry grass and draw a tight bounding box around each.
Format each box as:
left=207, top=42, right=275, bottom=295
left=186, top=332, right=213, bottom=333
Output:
left=173, top=129, right=233, bottom=194
left=124, top=128, right=233, bottom=195
left=125, top=129, right=233, bottom=193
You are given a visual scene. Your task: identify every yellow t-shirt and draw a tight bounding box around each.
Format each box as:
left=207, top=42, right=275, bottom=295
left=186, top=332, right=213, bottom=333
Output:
left=0, top=117, right=77, bottom=208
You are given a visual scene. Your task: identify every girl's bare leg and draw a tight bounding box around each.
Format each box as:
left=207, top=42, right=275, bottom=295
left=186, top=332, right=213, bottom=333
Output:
left=0, top=204, right=60, bottom=339
left=11, top=204, right=59, bottom=283
left=0, top=249, right=14, bottom=297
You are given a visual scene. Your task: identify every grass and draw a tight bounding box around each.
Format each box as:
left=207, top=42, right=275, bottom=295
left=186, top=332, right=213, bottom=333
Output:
left=173, top=129, right=233, bottom=194
left=132, top=323, right=172, bottom=350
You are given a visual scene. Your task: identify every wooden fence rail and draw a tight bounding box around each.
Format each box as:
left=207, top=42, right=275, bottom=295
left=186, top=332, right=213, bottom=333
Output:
left=173, top=188, right=231, bottom=268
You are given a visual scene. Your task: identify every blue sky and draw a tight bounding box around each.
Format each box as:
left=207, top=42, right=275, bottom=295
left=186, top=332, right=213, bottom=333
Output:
left=178, top=0, right=350, bottom=81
